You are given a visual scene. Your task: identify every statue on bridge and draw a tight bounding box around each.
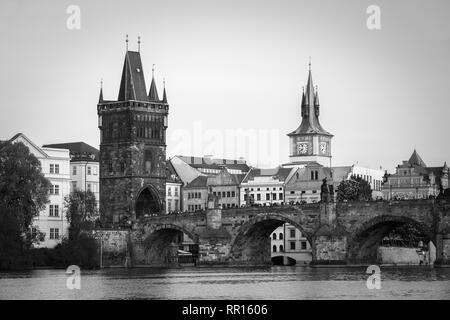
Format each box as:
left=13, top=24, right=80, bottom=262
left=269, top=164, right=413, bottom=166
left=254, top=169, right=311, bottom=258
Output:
left=207, top=186, right=220, bottom=209
left=321, top=177, right=334, bottom=203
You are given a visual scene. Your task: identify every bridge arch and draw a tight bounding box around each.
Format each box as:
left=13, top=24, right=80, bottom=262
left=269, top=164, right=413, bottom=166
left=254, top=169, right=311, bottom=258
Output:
left=229, top=213, right=312, bottom=265
left=142, top=223, right=199, bottom=266
left=347, top=214, right=435, bottom=263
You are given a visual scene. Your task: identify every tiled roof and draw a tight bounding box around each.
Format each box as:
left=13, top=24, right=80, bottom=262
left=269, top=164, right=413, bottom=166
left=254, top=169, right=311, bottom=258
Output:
left=185, top=175, right=209, bottom=188
left=331, top=166, right=353, bottom=181
left=242, top=167, right=293, bottom=183
left=42, top=142, right=99, bottom=161
left=408, top=149, right=427, bottom=167
left=166, top=161, right=182, bottom=184
left=177, top=155, right=250, bottom=172
left=118, top=51, right=148, bottom=102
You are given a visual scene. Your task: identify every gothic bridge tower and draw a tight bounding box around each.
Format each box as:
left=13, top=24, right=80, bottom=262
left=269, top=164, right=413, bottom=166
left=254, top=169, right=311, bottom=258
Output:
left=98, top=40, right=168, bottom=224
left=287, top=62, right=333, bottom=167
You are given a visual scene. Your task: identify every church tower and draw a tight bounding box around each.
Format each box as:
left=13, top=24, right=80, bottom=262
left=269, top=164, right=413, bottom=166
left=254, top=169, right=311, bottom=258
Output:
left=287, top=63, right=333, bottom=167
left=98, top=39, right=168, bottom=224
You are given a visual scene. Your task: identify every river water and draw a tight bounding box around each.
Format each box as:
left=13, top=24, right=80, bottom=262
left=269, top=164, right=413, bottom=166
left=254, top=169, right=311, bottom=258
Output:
left=0, top=266, right=449, bottom=300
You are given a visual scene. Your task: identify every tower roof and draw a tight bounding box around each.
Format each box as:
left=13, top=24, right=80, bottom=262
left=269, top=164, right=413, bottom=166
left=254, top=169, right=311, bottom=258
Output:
left=288, top=65, right=332, bottom=136
left=148, top=65, right=159, bottom=101
left=408, top=149, right=427, bottom=167
left=118, top=51, right=148, bottom=102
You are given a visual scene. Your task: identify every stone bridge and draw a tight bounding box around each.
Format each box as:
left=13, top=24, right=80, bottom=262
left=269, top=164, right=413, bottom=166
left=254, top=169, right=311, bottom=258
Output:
left=98, top=199, right=450, bottom=267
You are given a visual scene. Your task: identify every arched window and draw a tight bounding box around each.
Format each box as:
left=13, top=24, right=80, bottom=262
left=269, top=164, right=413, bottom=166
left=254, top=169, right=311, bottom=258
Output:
left=272, top=245, right=277, bottom=252
left=272, top=233, right=277, bottom=240
left=279, top=233, right=283, bottom=240
left=144, top=150, right=153, bottom=173
left=315, top=170, right=319, bottom=180
left=311, top=171, right=314, bottom=180
left=279, top=245, right=284, bottom=252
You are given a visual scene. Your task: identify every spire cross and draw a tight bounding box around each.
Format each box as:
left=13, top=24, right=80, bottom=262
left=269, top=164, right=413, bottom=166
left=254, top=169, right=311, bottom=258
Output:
left=309, top=56, right=311, bottom=70
left=138, top=36, right=141, bottom=52
left=126, top=34, right=129, bottom=51
left=100, top=78, right=103, bottom=89
left=152, top=64, right=155, bottom=77
left=163, top=77, right=166, bottom=88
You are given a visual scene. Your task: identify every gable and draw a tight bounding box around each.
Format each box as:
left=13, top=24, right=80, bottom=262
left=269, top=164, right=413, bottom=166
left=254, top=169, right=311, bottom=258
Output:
left=10, top=133, right=47, bottom=159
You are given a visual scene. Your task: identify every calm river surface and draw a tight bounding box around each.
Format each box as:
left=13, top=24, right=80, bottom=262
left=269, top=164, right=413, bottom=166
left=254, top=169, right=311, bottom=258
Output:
left=1, top=266, right=449, bottom=300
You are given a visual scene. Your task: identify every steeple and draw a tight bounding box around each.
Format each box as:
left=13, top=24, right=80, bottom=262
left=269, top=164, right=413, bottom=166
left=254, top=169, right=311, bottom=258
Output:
left=118, top=50, right=148, bottom=102
left=288, top=61, right=331, bottom=136
left=148, top=64, right=160, bottom=101
left=162, top=78, right=168, bottom=103
left=98, top=79, right=104, bottom=103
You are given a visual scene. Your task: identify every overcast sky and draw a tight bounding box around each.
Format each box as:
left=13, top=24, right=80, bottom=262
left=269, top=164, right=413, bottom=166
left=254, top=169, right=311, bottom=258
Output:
left=1, top=0, right=449, bottom=171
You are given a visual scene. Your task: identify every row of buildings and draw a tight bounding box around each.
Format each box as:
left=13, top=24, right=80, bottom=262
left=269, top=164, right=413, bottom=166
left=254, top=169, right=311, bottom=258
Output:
left=5, top=45, right=448, bottom=264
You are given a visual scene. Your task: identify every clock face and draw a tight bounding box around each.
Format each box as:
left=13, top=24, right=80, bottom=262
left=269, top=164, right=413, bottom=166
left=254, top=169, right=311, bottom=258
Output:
left=297, top=143, right=308, bottom=154
left=320, top=142, right=327, bottom=154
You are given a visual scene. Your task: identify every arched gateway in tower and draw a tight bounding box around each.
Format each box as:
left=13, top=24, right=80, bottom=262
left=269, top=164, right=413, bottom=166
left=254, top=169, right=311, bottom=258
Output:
left=97, top=43, right=169, bottom=224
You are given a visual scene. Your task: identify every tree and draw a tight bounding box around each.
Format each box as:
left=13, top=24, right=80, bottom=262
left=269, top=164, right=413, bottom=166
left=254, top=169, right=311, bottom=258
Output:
left=55, top=189, right=99, bottom=268
left=0, top=141, right=50, bottom=233
left=337, top=175, right=373, bottom=202
left=64, top=189, right=98, bottom=239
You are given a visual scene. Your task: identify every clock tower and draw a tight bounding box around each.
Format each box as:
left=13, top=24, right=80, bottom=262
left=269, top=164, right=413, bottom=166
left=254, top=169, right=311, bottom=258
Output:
left=287, top=63, right=333, bottom=167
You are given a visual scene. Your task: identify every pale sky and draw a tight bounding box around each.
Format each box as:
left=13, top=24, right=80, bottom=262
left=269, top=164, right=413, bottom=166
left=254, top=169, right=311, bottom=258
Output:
left=1, top=0, right=449, bottom=171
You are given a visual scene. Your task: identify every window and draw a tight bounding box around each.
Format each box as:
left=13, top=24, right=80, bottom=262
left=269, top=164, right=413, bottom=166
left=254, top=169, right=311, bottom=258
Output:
left=49, top=205, right=59, bottom=217
left=272, top=193, right=277, bottom=200
left=279, top=245, right=284, bottom=252
left=290, top=241, right=296, bottom=250
left=144, top=150, right=153, bottom=173
left=49, top=228, right=59, bottom=240
left=290, top=191, right=295, bottom=194
left=168, top=201, right=172, bottom=212
left=87, top=166, right=92, bottom=175
left=174, top=199, right=179, bottom=210
left=311, top=171, right=314, bottom=180
left=272, top=233, right=277, bottom=240
left=231, top=191, right=235, bottom=197
left=71, top=181, right=77, bottom=191
left=50, top=184, right=60, bottom=195
left=279, top=193, right=283, bottom=200
left=72, top=166, right=77, bottom=175
left=93, top=166, right=98, bottom=175
left=266, top=194, right=270, bottom=200
left=222, top=191, right=226, bottom=198
left=315, top=171, right=318, bottom=180
left=273, top=245, right=277, bottom=253
left=227, top=191, right=231, bottom=198
left=108, top=162, right=113, bottom=173
left=87, top=184, right=92, bottom=191
left=257, top=194, right=261, bottom=201
left=290, top=229, right=296, bottom=238
left=168, top=187, right=172, bottom=196
left=50, top=164, right=59, bottom=174
left=174, top=188, right=179, bottom=196
left=301, top=241, right=307, bottom=250
left=312, top=190, right=317, bottom=194
left=279, top=233, right=283, bottom=240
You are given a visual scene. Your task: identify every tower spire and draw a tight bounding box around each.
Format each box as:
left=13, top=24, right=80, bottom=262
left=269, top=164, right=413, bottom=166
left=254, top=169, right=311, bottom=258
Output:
left=162, top=78, right=168, bottom=103
left=149, top=64, right=159, bottom=101
left=99, top=78, right=104, bottom=103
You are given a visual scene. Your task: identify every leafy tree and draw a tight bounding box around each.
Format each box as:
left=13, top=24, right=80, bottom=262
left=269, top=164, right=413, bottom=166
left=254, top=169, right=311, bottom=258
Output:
left=0, top=141, right=51, bottom=233
left=64, top=189, right=98, bottom=239
left=337, top=175, right=372, bottom=202
left=55, top=189, right=99, bottom=268
left=0, top=141, right=50, bottom=268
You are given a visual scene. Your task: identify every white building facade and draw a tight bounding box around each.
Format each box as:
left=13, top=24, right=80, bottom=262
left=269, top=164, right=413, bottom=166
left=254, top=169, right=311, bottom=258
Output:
left=10, top=134, right=71, bottom=248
